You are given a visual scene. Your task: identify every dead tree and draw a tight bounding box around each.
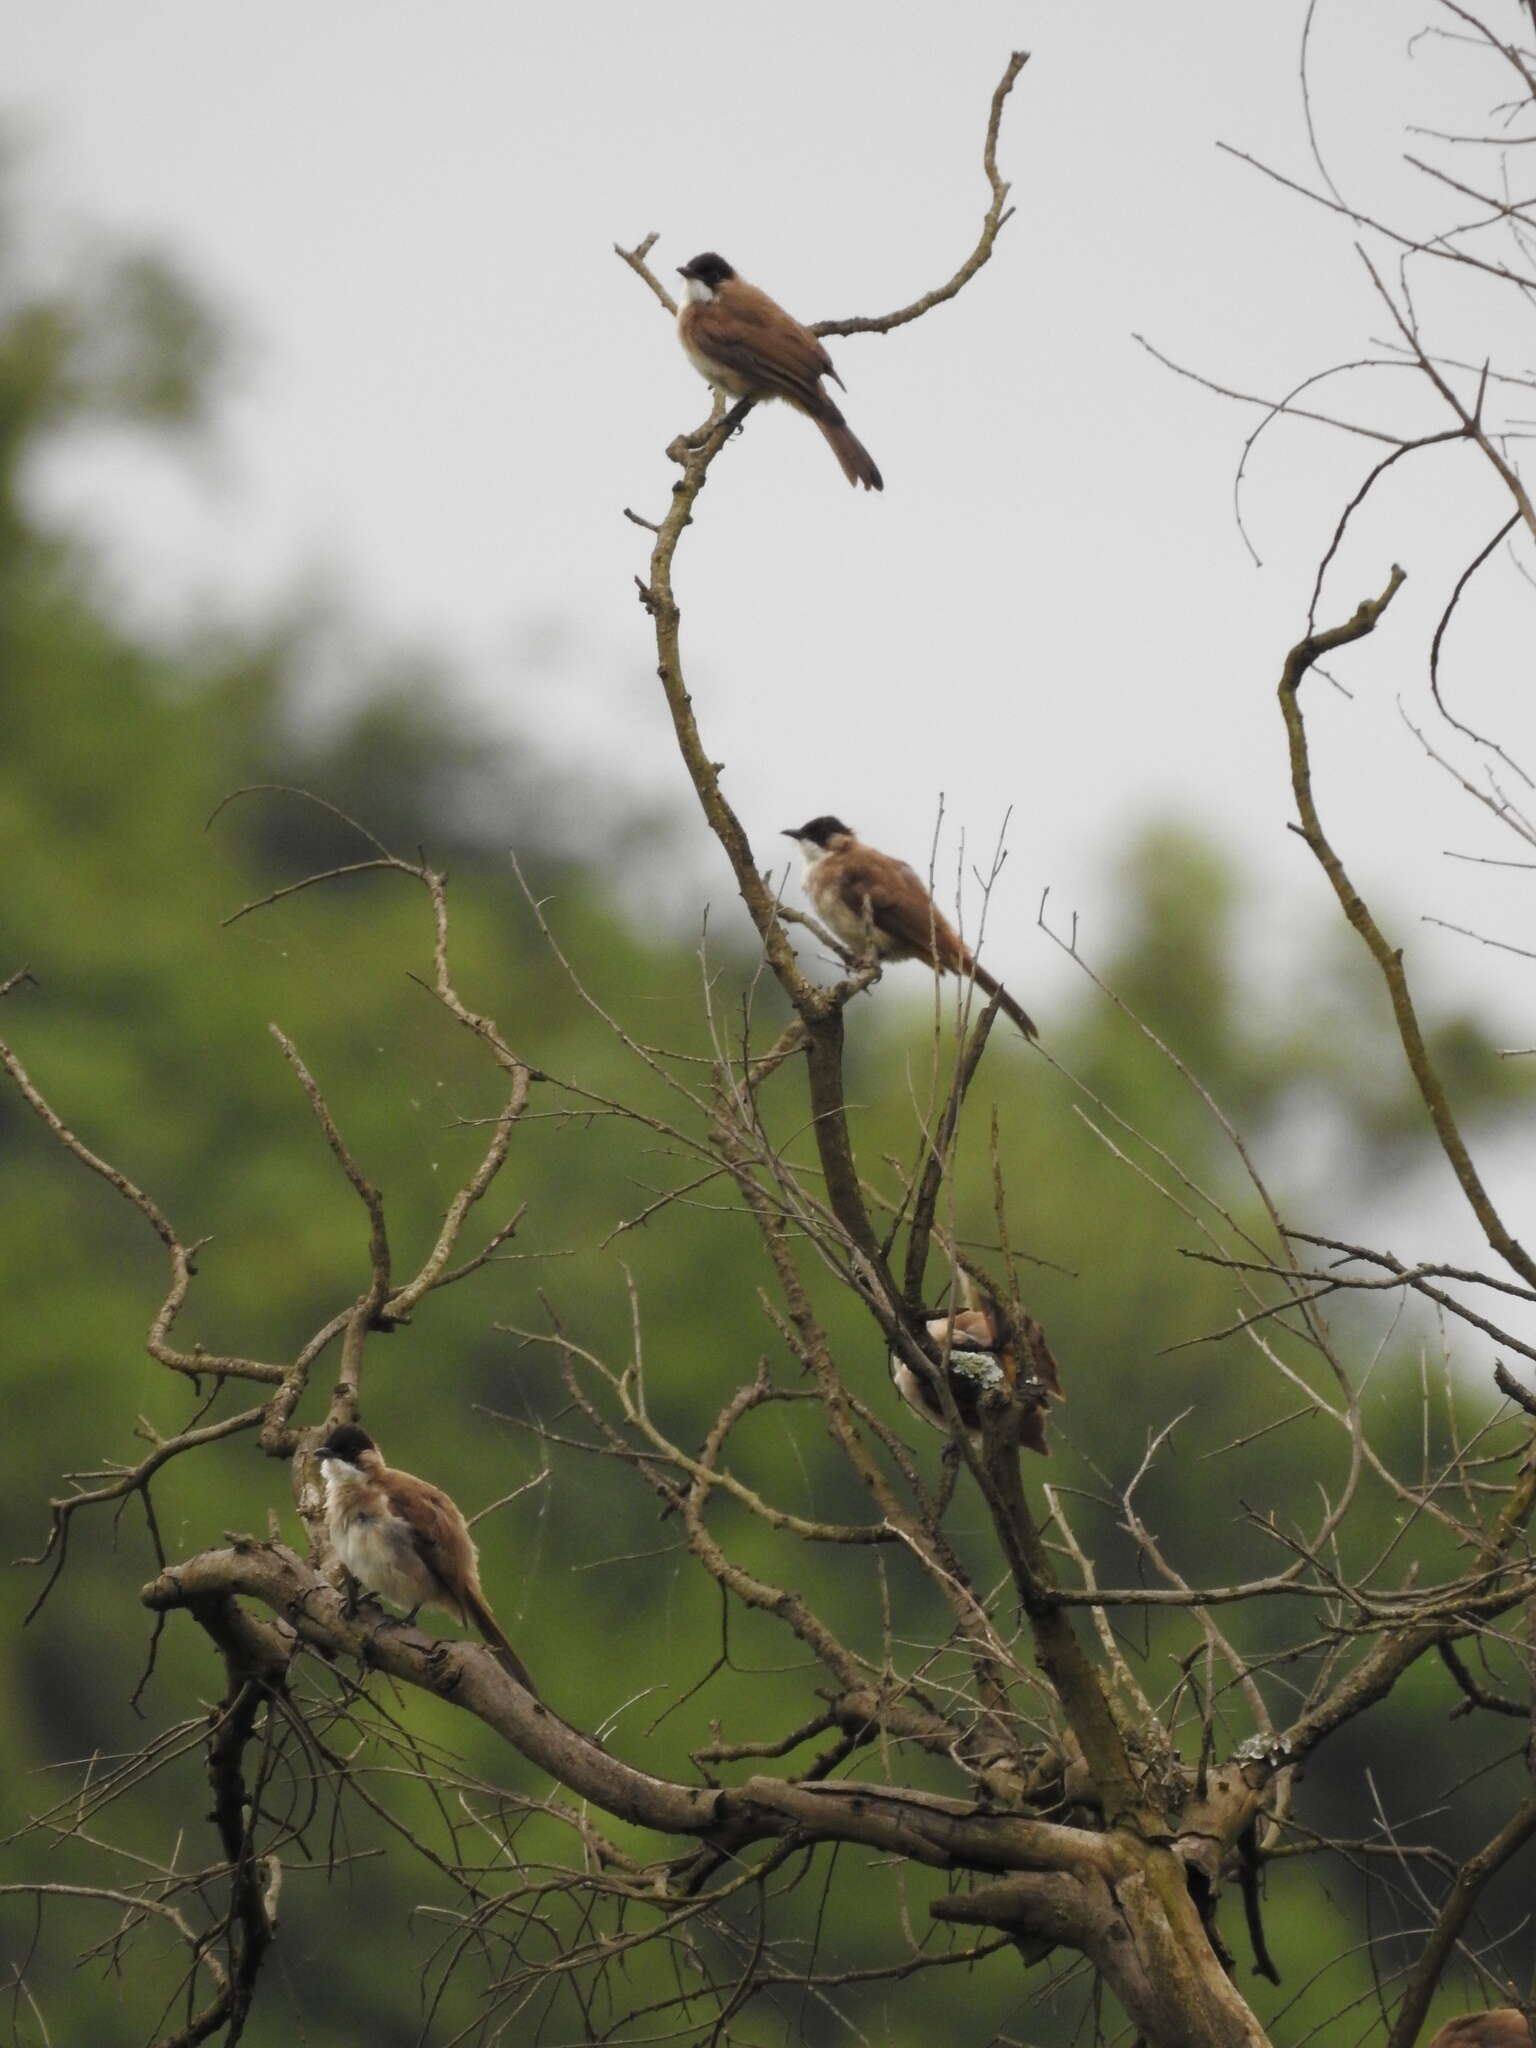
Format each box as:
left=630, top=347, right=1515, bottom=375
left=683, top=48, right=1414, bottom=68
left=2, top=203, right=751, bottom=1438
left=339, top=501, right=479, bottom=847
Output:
left=7, top=19, right=1536, bottom=2046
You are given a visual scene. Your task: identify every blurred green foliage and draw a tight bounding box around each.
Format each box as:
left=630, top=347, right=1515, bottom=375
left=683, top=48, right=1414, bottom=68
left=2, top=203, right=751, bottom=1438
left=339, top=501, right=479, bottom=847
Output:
left=2, top=180, right=1533, bottom=2048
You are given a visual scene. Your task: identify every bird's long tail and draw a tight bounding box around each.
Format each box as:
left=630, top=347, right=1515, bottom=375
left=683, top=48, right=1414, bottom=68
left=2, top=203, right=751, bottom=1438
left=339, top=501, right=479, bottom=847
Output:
left=808, top=395, right=884, bottom=491
left=969, top=961, right=1038, bottom=1042
left=464, top=1591, right=539, bottom=1696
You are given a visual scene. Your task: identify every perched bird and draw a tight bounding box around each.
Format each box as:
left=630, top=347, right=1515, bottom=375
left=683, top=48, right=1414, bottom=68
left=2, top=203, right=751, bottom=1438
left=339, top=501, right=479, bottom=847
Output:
left=1428, top=2015, right=1533, bottom=2048
left=783, top=815, right=1037, bottom=1039
left=890, top=1293, right=1064, bottom=1456
left=316, top=1423, right=537, bottom=1694
left=675, top=252, right=883, bottom=490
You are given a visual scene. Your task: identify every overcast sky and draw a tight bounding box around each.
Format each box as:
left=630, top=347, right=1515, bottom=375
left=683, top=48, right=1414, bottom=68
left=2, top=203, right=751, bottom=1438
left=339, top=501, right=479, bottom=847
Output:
left=10, top=1, right=1536, bottom=1070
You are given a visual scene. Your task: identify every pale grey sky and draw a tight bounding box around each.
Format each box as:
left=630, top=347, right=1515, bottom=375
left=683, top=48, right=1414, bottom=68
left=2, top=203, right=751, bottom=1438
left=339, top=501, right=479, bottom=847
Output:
left=9, top=0, right=1536, bottom=1066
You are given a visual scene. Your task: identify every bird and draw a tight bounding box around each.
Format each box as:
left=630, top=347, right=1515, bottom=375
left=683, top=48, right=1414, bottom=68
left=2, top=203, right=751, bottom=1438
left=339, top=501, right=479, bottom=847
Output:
left=889, top=1292, right=1064, bottom=1456
left=1428, top=2016, right=1533, bottom=2048
left=783, top=815, right=1037, bottom=1039
left=315, top=1423, right=537, bottom=1694
left=675, top=252, right=883, bottom=490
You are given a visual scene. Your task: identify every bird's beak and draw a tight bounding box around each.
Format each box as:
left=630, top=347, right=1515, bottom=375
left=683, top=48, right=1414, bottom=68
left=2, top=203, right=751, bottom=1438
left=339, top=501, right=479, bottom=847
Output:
left=781, top=829, right=799, bottom=842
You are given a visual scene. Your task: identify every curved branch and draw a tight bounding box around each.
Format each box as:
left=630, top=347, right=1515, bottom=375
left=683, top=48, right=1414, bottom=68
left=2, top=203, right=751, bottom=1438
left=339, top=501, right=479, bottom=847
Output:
left=815, top=52, right=1030, bottom=338
left=269, top=1027, right=391, bottom=1306
left=1385, top=1795, right=1536, bottom=2048
left=19, top=1403, right=265, bottom=1621
left=616, top=56, right=1037, bottom=1304
left=1278, top=567, right=1536, bottom=1291
left=142, top=1540, right=1110, bottom=1883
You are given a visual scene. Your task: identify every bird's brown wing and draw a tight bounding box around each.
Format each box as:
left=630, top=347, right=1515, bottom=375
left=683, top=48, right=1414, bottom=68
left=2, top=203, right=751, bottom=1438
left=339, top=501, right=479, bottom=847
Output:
left=1428, top=2016, right=1534, bottom=2048
left=949, top=1305, right=1059, bottom=1454
left=1018, top=1311, right=1066, bottom=1401
left=686, top=285, right=840, bottom=413
left=834, top=849, right=963, bottom=967
left=948, top=1308, right=1005, bottom=1355
left=381, top=1473, right=475, bottom=1620
left=953, top=1301, right=1064, bottom=1400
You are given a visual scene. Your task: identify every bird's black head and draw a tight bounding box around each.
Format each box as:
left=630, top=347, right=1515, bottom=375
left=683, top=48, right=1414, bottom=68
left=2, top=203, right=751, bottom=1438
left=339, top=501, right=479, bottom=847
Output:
left=318, top=1423, right=376, bottom=1465
left=783, top=816, right=853, bottom=848
left=677, top=252, right=736, bottom=289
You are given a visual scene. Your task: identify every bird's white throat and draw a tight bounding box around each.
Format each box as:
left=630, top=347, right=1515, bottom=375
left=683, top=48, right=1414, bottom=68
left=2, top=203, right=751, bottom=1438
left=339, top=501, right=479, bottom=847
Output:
left=321, top=1456, right=364, bottom=1507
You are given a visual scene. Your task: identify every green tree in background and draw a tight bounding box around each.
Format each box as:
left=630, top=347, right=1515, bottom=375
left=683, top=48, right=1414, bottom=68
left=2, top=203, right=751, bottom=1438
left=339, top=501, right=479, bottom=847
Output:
left=6, top=25, right=1536, bottom=2048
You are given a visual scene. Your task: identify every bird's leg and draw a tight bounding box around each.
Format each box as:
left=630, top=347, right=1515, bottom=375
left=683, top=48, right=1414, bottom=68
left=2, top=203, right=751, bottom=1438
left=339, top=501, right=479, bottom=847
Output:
left=679, top=394, right=755, bottom=454
left=339, top=1573, right=397, bottom=1629
left=372, top=1602, right=422, bottom=1641
left=720, top=395, right=755, bottom=438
